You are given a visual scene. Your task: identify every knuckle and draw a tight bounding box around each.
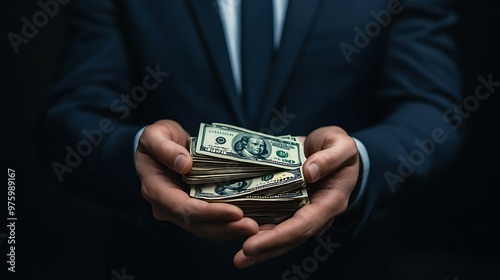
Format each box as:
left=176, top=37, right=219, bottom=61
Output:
left=142, top=124, right=158, bottom=139
left=170, top=205, right=184, bottom=218
left=316, top=150, right=334, bottom=166
left=303, top=228, right=315, bottom=240
left=295, top=213, right=317, bottom=239
left=140, top=184, right=151, bottom=200
left=151, top=208, right=165, bottom=221
left=337, top=201, right=349, bottom=215
left=343, top=136, right=359, bottom=163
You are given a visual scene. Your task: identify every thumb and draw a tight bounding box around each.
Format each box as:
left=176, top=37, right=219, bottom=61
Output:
left=137, top=120, right=192, bottom=174
left=302, top=128, right=358, bottom=183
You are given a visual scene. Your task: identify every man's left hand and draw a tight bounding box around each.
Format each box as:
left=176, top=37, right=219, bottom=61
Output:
left=233, top=126, right=360, bottom=268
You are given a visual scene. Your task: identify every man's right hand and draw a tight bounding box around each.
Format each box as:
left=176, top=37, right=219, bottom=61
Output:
left=136, top=120, right=259, bottom=240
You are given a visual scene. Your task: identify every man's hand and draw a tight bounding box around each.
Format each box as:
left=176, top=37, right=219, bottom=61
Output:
left=233, top=126, right=360, bottom=268
left=136, top=120, right=259, bottom=240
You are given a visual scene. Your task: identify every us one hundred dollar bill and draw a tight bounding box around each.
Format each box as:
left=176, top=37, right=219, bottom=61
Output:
left=190, top=168, right=304, bottom=200
left=216, top=187, right=309, bottom=202
left=195, top=123, right=305, bottom=169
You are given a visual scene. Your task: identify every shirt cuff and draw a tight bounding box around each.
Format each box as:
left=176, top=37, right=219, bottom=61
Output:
left=133, top=126, right=147, bottom=159
left=350, top=137, right=370, bottom=209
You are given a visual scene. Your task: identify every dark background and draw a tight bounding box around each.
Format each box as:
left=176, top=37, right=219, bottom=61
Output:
left=2, top=1, right=499, bottom=279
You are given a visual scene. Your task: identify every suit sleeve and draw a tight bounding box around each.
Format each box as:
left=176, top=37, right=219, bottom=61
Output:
left=37, top=0, right=144, bottom=209
left=349, top=1, right=463, bottom=226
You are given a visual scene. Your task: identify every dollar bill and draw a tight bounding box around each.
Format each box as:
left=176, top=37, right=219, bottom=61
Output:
left=185, top=122, right=310, bottom=224
left=225, top=195, right=310, bottom=224
left=190, top=168, right=304, bottom=199
left=195, top=123, right=304, bottom=169
left=217, top=187, right=309, bottom=202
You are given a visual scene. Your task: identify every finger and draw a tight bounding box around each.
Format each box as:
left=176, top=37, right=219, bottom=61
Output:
left=138, top=120, right=192, bottom=174
left=303, top=134, right=358, bottom=183
left=235, top=221, right=311, bottom=268
left=234, top=217, right=333, bottom=268
left=234, top=204, right=330, bottom=268
left=152, top=204, right=259, bottom=240
left=259, top=224, right=277, bottom=231
left=315, top=217, right=335, bottom=236
left=186, top=217, right=259, bottom=241
left=145, top=180, right=246, bottom=223
left=234, top=186, right=349, bottom=268
left=148, top=185, right=260, bottom=240
left=139, top=152, right=258, bottom=240
left=243, top=204, right=327, bottom=255
left=303, top=126, right=347, bottom=157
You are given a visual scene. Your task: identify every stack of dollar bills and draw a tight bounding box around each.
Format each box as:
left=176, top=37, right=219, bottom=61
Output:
left=184, top=123, right=309, bottom=224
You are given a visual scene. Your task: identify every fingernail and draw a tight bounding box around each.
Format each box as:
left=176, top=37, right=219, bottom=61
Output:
left=174, top=154, right=187, bottom=173
left=307, top=162, right=320, bottom=182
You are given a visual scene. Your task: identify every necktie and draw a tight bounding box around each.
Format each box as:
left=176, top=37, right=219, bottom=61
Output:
left=241, top=0, right=274, bottom=115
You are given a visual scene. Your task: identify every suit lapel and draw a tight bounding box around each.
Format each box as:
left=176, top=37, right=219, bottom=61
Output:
left=256, top=0, right=324, bottom=130
left=187, top=0, right=247, bottom=127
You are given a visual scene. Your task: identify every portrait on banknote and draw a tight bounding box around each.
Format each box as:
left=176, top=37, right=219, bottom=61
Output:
left=233, top=134, right=270, bottom=160
left=214, top=179, right=252, bottom=196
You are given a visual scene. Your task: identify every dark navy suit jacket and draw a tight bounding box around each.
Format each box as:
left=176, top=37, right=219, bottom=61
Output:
left=39, top=0, right=462, bottom=263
